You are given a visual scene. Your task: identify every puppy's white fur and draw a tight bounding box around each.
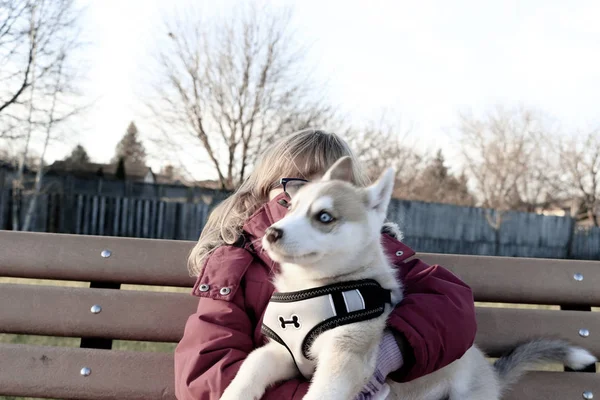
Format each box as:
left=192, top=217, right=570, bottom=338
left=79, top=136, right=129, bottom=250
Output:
left=220, top=157, right=597, bottom=400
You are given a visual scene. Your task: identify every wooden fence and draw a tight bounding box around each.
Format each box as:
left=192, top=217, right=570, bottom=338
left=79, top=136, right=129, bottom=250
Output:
left=0, top=180, right=599, bottom=260
left=0, top=191, right=226, bottom=241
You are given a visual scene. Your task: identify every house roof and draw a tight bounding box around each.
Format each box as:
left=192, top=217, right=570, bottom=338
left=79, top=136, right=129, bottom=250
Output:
left=46, top=160, right=196, bottom=186
left=0, top=160, right=35, bottom=174
left=0, top=161, right=14, bottom=170
left=47, top=161, right=152, bottom=180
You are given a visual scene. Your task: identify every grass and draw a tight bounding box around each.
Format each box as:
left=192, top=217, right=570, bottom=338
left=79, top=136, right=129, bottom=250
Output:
left=0, top=277, right=190, bottom=293
left=476, top=301, right=559, bottom=310
left=0, top=333, right=177, bottom=353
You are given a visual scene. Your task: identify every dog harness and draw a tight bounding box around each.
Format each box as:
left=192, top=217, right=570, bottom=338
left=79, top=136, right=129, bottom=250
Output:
left=261, top=279, right=392, bottom=379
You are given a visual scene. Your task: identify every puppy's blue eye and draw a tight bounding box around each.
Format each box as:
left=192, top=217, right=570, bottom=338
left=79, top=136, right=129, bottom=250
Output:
left=318, top=211, right=334, bottom=224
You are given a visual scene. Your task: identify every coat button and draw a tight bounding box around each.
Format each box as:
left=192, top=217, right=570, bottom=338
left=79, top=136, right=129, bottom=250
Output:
left=198, top=284, right=210, bottom=292
left=220, top=287, right=231, bottom=295
left=395, top=250, right=404, bottom=257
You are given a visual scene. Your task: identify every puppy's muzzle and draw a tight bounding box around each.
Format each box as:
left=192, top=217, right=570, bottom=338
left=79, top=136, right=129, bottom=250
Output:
left=265, top=227, right=284, bottom=244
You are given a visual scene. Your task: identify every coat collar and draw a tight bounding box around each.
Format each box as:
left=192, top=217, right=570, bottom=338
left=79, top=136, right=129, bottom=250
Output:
left=242, top=192, right=290, bottom=268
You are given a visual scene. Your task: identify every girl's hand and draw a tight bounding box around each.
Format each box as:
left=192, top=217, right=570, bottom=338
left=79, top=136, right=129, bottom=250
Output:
left=354, top=330, right=403, bottom=399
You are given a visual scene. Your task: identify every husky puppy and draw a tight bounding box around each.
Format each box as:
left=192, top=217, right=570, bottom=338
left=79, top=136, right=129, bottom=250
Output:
left=220, top=156, right=597, bottom=400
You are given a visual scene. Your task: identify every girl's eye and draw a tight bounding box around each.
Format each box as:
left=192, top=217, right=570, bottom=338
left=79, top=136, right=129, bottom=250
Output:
left=317, top=211, right=334, bottom=224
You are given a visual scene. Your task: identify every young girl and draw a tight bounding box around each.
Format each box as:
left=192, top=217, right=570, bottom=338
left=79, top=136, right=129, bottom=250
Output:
left=174, top=129, right=477, bottom=400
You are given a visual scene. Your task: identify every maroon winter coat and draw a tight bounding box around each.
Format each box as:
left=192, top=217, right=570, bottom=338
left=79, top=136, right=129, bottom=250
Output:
left=174, top=193, right=477, bottom=400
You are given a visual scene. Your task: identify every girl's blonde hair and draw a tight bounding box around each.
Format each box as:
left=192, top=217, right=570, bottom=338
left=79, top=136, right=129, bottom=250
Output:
left=187, top=129, right=370, bottom=276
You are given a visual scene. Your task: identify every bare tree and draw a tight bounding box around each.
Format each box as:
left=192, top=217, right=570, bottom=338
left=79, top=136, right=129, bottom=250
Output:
left=1, top=0, right=80, bottom=136
left=0, top=146, right=38, bottom=167
left=144, top=4, right=335, bottom=190
left=0, top=0, right=31, bottom=124
left=1, top=0, right=85, bottom=231
left=21, top=52, right=67, bottom=231
left=460, top=106, right=554, bottom=218
left=345, top=116, right=425, bottom=198
left=555, top=130, right=600, bottom=226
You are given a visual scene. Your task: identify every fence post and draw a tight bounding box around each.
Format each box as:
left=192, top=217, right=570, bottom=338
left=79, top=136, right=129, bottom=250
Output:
left=0, top=170, right=5, bottom=229
left=565, top=216, right=576, bottom=259
left=61, top=175, right=75, bottom=234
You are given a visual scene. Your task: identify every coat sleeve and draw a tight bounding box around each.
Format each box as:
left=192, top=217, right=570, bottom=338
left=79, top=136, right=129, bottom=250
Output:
left=381, top=236, right=477, bottom=383
left=174, top=246, right=309, bottom=400
left=174, top=291, right=309, bottom=400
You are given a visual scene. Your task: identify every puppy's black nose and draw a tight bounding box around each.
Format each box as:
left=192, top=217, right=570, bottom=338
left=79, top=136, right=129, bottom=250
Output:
left=265, top=227, right=284, bottom=243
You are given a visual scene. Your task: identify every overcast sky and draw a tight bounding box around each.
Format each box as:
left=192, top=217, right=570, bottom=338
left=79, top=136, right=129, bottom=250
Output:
left=54, top=0, right=600, bottom=178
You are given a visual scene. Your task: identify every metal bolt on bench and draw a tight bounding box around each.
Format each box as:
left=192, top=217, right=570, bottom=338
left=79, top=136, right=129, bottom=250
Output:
left=580, top=329, right=591, bottom=338
left=81, top=246, right=120, bottom=350
left=90, top=304, right=102, bottom=314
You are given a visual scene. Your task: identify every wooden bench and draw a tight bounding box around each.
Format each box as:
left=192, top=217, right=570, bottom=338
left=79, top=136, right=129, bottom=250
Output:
left=0, top=230, right=598, bottom=400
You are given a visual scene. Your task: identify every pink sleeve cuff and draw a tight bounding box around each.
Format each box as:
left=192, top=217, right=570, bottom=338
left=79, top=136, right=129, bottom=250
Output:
left=377, top=329, right=404, bottom=377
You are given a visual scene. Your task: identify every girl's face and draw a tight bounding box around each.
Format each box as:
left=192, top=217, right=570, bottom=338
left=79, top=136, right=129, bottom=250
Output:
left=268, top=186, right=284, bottom=201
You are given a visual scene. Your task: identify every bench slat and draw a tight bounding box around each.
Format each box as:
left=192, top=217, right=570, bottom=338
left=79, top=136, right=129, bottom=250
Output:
left=0, top=283, right=198, bottom=342
left=0, top=344, right=598, bottom=400
left=2, top=231, right=600, bottom=305
left=0, top=343, right=176, bottom=400
left=504, top=371, right=600, bottom=400
left=418, top=252, right=600, bottom=306
left=475, top=307, right=600, bottom=357
left=0, top=230, right=196, bottom=287
left=1, top=283, right=599, bottom=358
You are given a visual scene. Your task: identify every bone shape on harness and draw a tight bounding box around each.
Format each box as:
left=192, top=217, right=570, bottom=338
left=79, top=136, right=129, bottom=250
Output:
left=278, top=314, right=301, bottom=329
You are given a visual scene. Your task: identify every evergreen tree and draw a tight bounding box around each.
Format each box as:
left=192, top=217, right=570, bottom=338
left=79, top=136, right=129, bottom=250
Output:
left=112, top=122, right=147, bottom=166
left=413, top=149, right=475, bottom=206
left=63, top=144, right=91, bottom=165
left=425, top=149, right=448, bottom=182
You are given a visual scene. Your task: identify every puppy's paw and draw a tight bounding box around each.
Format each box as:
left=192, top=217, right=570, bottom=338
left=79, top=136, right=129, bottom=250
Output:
left=220, top=391, right=259, bottom=400
left=220, top=384, right=262, bottom=400
left=302, top=394, right=346, bottom=400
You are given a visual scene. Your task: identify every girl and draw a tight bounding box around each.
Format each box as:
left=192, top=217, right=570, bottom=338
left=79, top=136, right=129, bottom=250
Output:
left=174, top=129, right=477, bottom=400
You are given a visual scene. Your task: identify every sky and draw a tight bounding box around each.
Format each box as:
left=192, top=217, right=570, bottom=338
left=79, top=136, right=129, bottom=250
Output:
left=49, top=0, right=600, bottom=179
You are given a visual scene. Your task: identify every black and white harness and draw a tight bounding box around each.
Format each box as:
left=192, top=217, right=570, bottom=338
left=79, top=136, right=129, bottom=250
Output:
left=261, top=279, right=392, bottom=379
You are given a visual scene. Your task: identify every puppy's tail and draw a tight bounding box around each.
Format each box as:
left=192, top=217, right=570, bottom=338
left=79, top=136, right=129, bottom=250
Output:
left=494, top=339, right=597, bottom=390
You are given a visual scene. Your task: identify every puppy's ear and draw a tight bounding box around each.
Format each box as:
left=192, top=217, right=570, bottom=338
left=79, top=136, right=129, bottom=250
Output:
left=366, top=167, right=396, bottom=214
left=322, top=156, right=353, bottom=182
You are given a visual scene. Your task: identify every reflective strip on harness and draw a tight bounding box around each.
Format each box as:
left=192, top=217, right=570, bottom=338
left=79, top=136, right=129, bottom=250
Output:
left=261, top=279, right=392, bottom=379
